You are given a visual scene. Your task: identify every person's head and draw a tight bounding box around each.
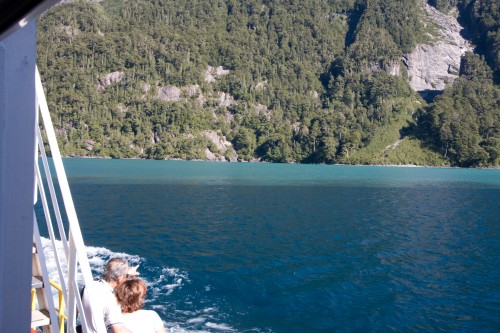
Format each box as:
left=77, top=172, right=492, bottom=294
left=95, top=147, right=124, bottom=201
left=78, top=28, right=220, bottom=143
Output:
left=116, top=278, right=147, bottom=313
left=102, top=258, right=129, bottom=283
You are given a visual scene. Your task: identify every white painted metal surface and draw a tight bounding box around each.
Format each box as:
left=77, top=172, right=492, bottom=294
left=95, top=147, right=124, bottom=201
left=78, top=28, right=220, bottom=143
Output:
left=35, top=67, right=94, bottom=333
left=0, top=2, right=94, bottom=332
left=0, top=20, right=37, bottom=333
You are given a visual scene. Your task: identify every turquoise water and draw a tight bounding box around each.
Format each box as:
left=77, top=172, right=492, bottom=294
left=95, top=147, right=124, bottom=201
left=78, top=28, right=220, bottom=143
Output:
left=39, top=159, right=500, bottom=332
left=62, top=158, right=500, bottom=187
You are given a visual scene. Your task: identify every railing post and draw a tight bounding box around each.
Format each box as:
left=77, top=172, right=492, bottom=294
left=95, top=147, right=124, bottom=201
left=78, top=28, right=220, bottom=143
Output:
left=36, top=125, right=69, bottom=257
left=67, top=235, right=78, bottom=333
left=35, top=67, right=93, bottom=283
left=35, top=155, right=69, bottom=302
left=35, top=66, right=94, bottom=333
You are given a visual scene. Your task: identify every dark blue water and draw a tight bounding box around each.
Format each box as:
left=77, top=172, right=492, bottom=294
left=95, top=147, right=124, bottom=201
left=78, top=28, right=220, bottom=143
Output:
left=38, top=159, right=500, bottom=332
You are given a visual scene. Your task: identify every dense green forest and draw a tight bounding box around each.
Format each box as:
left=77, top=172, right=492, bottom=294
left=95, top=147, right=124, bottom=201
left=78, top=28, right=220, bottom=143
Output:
left=36, top=0, right=499, bottom=167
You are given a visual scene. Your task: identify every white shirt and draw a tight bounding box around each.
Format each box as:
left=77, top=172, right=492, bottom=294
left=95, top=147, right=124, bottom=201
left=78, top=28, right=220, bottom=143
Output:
left=122, top=310, right=164, bottom=333
left=82, top=280, right=124, bottom=333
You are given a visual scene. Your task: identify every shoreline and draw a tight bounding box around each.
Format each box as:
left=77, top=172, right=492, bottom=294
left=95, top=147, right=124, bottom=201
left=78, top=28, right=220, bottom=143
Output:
left=59, top=155, right=499, bottom=170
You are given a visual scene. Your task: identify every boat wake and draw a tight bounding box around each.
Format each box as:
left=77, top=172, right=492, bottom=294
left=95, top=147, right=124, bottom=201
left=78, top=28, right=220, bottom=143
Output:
left=40, top=237, right=239, bottom=333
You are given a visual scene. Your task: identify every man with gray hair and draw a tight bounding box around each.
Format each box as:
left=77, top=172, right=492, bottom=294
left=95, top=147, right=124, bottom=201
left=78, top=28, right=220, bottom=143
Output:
left=82, top=258, right=139, bottom=333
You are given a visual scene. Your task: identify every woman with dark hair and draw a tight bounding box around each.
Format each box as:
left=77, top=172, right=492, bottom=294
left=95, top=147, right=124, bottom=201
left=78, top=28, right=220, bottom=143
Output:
left=115, top=279, right=166, bottom=333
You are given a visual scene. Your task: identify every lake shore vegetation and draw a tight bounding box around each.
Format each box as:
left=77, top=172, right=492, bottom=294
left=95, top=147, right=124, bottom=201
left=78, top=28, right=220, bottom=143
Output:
left=37, top=0, right=499, bottom=167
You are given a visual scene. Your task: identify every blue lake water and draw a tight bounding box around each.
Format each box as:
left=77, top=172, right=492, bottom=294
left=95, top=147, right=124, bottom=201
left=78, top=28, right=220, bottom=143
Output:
left=38, top=159, right=500, bottom=332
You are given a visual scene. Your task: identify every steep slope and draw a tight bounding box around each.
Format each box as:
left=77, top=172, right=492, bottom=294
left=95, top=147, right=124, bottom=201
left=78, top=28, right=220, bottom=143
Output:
left=404, top=2, right=473, bottom=92
left=36, top=0, right=498, bottom=167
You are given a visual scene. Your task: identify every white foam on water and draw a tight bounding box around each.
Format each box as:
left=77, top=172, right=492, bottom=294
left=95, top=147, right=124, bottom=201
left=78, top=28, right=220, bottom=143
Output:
left=39, top=237, right=238, bottom=333
left=40, top=237, right=141, bottom=284
left=165, top=324, right=211, bottom=333
left=203, top=307, right=217, bottom=313
left=205, top=322, right=236, bottom=331
left=85, top=245, right=141, bottom=275
left=148, top=267, right=188, bottom=304
left=187, top=317, right=207, bottom=324
left=40, top=236, right=70, bottom=284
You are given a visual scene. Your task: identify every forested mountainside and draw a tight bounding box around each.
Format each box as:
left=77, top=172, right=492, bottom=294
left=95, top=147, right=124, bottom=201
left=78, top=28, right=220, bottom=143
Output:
left=37, top=0, right=499, bottom=167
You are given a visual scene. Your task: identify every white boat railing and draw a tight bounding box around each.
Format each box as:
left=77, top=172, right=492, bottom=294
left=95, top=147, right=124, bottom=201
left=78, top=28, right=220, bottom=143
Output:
left=34, top=66, right=93, bottom=333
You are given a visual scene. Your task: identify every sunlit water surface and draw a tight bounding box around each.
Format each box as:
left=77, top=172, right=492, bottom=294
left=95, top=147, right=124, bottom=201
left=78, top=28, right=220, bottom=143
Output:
left=38, top=159, right=500, bottom=332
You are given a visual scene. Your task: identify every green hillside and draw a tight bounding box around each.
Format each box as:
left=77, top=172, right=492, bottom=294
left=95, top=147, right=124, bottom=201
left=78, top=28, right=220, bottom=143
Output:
left=36, top=0, right=499, bottom=167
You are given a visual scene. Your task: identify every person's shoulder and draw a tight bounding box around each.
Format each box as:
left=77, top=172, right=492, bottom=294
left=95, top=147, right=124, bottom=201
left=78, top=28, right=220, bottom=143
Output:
left=87, top=279, right=101, bottom=286
left=138, top=309, right=157, bottom=315
left=139, top=309, right=161, bottom=319
left=83, top=279, right=100, bottom=291
left=86, top=279, right=107, bottom=291
left=141, top=310, right=164, bottom=330
left=85, top=280, right=115, bottom=303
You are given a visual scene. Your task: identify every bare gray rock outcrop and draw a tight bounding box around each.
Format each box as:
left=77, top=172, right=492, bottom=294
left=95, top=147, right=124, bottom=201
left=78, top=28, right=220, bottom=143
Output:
left=158, top=86, right=182, bottom=101
left=58, top=25, right=80, bottom=36
left=404, top=3, right=472, bottom=91
left=97, top=71, right=125, bottom=91
left=217, top=92, right=235, bottom=107
left=204, top=66, right=229, bottom=83
left=156, top=84, right=204, bottom=103
left=203, top=130, right=238, bottom=162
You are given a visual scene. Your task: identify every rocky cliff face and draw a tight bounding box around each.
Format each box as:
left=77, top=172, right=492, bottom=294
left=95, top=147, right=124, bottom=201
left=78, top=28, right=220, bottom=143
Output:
left=403, top=3, right=473, bottom=92
left=97, top=71, right=124, bottom=91
left=202, top=130, right=238, bottom=162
